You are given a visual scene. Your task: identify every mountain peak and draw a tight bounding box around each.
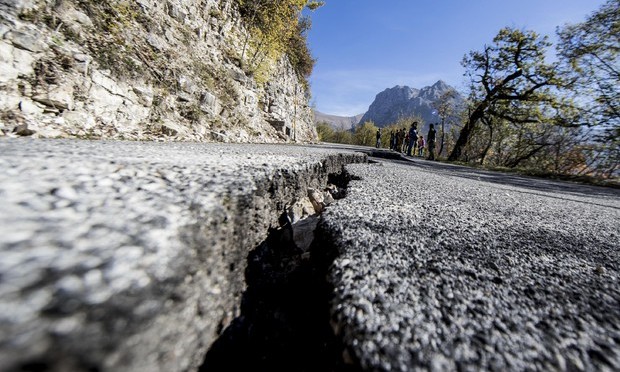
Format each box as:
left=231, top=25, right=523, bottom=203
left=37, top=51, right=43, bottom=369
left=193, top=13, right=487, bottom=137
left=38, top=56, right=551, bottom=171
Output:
left=375, top=85, right=418, bottom=103
left=432, top=80, right=449, bottom=89
left=314, top=110, right=364, bottom=130
left=358, top=81, right=463, bottom=127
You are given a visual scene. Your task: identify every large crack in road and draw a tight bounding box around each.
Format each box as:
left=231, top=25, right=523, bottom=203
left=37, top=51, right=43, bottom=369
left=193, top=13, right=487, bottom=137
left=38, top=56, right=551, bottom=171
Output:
left=0, top=139, right=368, bottom=372
left=201, top=171, right=362, bottom=371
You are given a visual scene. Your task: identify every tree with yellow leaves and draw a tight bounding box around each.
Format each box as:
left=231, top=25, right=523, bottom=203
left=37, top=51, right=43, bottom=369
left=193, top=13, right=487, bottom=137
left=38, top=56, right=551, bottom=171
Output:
left=235, top=0, right=323, bottom=84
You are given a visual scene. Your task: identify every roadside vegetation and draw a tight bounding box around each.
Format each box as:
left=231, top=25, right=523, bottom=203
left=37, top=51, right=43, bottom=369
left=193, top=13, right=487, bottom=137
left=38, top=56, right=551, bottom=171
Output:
left=317, top=0, right=619, bottom=183
left=234, top=0, right=323, bottom=88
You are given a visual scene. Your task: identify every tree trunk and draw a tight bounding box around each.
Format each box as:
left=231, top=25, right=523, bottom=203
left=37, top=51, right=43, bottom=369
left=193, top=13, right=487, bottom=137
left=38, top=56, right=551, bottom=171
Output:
left=240, top=0, right=261, bottom=65
left=439, top=117, right=446, bottom=157
left=448, top=68, right=523, bottom=162
left=480, top=120, right=494, bottom=165
left=506, top=145, right=547, bottom=168
left=448, top=104, right=486, bottom=161
left=554, top=142, right=562, bottom=173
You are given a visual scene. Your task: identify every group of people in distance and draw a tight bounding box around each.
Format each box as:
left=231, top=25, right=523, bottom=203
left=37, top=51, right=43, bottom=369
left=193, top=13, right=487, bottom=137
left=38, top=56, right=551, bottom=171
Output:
left=376, top=121, right=437, bottom=160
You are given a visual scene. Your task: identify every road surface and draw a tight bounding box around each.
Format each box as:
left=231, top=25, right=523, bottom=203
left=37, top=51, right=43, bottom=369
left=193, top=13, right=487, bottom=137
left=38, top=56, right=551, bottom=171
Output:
left=321, top=154, right=620, bottom=371
left=1, top=138, right=618, bottom=371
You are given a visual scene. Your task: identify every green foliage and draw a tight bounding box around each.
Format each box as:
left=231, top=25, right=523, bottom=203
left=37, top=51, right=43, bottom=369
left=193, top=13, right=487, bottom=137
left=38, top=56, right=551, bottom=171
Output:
left=450, top=27, right=569, bottom=162
left=431, top=5, right=618, bottom=179
left=306, top=1, right=325, bottom=11
left=286, top=17, right=316, bottom=82
left=316, top=122, right=353, bottom=144
left=557, top=0, right=620, bottom=177
left=333, top=129, right=354, bottom=144
left=464, top=28, right=561, bottom=108
left=316, top=122, right=335, bottom=141
left=581, top=142, right=620, bottom=178
left=353, top=121, right=379, bottom=147
left=557, top=0, right=619, bottom=144
left=447, top=26, right=620, bottom=178
left=479, top=115, right=584, bottom=170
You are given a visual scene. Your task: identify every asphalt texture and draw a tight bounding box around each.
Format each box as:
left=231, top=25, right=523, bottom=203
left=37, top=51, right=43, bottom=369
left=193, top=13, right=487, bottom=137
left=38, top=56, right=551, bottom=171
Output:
left=321, top=156, right=620, bottom=371
left=0, top=138, right=365, bottom=372
left=1, top=138, right=619, bottom=371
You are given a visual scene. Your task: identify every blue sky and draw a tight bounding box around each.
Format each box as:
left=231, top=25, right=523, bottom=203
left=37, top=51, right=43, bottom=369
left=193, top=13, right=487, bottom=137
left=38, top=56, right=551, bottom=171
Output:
left=305, top=0, right=607, bottom=116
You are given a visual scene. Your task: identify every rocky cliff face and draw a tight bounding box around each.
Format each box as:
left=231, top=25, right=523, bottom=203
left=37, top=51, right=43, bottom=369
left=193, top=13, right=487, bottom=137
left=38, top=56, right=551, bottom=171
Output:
left=0, top=0, right=316, bottom=142
left=358, top=80, right=463, bottom=128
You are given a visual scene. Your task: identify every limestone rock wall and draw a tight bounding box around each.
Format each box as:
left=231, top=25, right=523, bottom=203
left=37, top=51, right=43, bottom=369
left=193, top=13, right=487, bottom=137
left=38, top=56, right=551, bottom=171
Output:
left=0, top=0, right=317, bottom=142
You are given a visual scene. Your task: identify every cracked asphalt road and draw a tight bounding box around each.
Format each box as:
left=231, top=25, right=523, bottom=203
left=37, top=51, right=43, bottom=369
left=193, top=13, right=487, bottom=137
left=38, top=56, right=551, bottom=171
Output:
left=321, top=155, right=620, bottom=371
left=0, top=138, right=364, bottom=372
left=1, top=138, right=618, bottom=371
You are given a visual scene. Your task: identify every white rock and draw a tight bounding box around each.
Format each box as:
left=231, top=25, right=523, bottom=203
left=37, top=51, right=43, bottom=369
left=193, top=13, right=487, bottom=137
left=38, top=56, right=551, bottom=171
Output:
left=72, top=10, right=93, bottom=27
left=12, top=47, right=35, bottom=76
left=63, top=110, right=95, bottom=129
left=0, top=92, right=24, bottom=111
left=89, top=84, right=124, bottom=120
left=5, top=29, right=46, bottom=53
left=132, top=85, right=154, bottom=107
left=308, top=188, right=324, bottom=204
left=73, top=53, right=90, bottom=62
left=32, top=82, right=74, bottom=110
left=0, top=41, right=19, bottom=83
left=0, top=40, right=14, bottom=64
left=91, top=70, right=127, bottom=98
left=287, top=197, right=315, bottom=223
left=146, top=33, right=166, bottom=51
left=308, top=188, right=325, bottom=213
left=323, top=191, right=335, bottom=205
left=0, top=0, right=318, bottom=143
left=19, top=100, right=44, bottom=115
left=292, top=215, right=319, bottom=252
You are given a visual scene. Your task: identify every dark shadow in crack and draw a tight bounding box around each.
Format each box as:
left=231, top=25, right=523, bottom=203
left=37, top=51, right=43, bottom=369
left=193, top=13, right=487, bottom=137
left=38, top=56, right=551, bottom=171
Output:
left=199, top=223, right=359, bottom=372
left=200, top=171, right=361, bottom=372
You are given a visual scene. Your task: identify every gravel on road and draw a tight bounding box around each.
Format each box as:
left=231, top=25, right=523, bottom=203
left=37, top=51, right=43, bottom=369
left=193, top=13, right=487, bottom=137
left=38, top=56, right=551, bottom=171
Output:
left=322, top=159, right=620, bottom=371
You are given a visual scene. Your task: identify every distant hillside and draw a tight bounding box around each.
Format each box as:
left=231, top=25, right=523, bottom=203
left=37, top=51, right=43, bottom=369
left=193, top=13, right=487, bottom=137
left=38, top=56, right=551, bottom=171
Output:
left=314, top=110, right=365, bottom=130
left=358, top=81, right=465, bottom=129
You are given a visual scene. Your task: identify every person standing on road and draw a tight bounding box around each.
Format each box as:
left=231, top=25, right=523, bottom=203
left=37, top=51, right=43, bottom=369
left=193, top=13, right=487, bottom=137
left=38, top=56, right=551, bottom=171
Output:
left=427, top=123, right=437, bottom=160
left=389, top=131, right=395, bottom=150
left=394, top=130, right=399, bottom=152
left=404, top=131, right=410, bottom=153
left=407, top=122, right=418, bottom=156
left=417, top=135, right=425, bottom=157
left=376, top=128, right=382, bottom=148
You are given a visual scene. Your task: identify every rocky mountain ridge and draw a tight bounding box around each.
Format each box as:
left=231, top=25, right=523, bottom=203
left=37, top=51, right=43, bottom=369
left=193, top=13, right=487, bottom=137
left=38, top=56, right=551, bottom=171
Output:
left=0, top=0, right=316, bottom=142
left=358, top=80, right=464, bottom=128
left=313, top=110, right=364, bottom=130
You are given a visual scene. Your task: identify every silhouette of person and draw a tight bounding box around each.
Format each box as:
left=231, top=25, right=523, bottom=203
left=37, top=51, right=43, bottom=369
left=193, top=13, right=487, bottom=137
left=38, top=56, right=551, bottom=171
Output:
left=407, top=122, right=418, bottom=156
left=427, top=123, right=437, bottom=160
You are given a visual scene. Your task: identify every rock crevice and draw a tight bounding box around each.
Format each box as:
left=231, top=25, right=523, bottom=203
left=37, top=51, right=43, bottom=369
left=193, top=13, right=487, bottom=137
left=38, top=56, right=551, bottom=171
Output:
left=201, top=170, right=362, bottom=372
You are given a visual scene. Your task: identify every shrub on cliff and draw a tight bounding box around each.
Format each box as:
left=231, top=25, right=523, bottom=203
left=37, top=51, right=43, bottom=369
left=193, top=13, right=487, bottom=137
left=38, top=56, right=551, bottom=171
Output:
left=235, top=0, right=323, bottom=85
